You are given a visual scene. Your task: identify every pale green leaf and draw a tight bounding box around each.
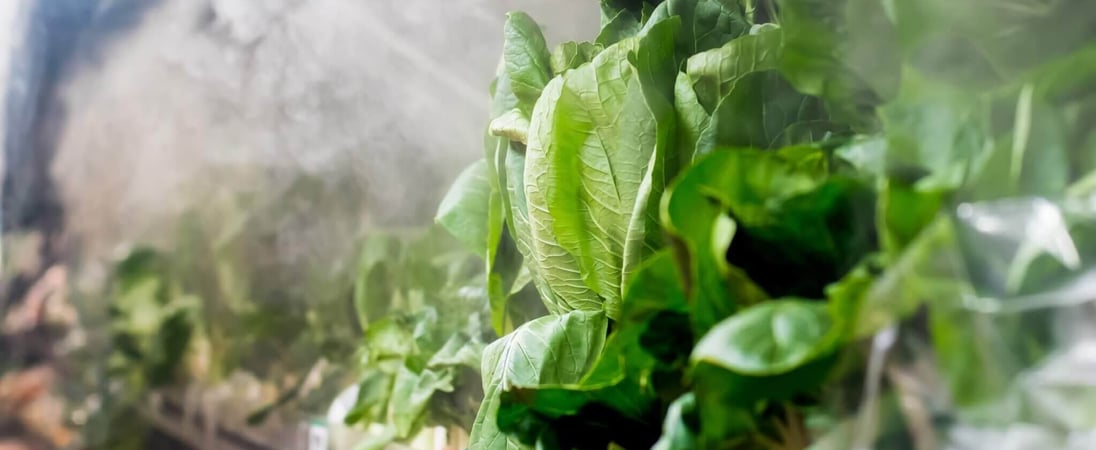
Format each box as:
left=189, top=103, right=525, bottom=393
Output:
left=504, top=12, right=553, bottom=115
left=436, top=160, right=493, bottom=258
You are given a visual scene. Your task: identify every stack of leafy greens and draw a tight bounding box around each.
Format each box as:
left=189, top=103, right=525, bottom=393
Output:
left=85, top=188, right=367, bottom=447
left=432, top=0, right=1096, bottom=448
left=342, top=227, right=498, bottom=448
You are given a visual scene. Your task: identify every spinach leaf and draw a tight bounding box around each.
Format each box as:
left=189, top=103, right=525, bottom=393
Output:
left=469, top=311, right=608, bottom=450
left=436, top=160, right=493, bottom=258
left=692, top=300, right=834, bottom=376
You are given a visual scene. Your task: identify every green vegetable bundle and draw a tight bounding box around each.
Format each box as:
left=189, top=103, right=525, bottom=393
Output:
left=344, top=227, right=503, bottom=448
left=434, top=0, right=1096, bottom=448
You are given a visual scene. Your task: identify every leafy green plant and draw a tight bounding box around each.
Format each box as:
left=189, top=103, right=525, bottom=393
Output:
left=106, top=247, right=201, bottom=397
left=342, top=227, right=498, bottom=448
left=435, top=0, right=1096, bottom=449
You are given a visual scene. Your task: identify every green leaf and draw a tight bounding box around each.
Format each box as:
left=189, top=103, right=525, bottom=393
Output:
left=691, top=357, right=836, bottom=447
left=428, top=333, right=483, bottom=370
left=469, top=311, right=608, bottom=450
left=436, top=160, right=493, bottom=258
left=834, top=135, right=886, bottom=177
left=344, top=369, right=394, bottom=425
left=490, top=253, right=693, bottom=447
left=651, top=393, right=699, bottom=450
left=549, top=41, right=599, bottom=75
left=885, top=0, right=1096, bottom=89
left=880, top=71, right=992, bottom=191
left=620, top=250, right=690, bottom=324
left=353, top=235, right=401, bottom=327
left=489, top=109, right=532, bottom=145
left=364, top=318, right=416, bottom=361
left=676, top=26, right=846, bottom=153
left=692, top=299, right=834, bottom=376
left=526, top=20, right=683, bottom=320
left=642, top=0, right=750, bottom=56
left=673, top=72, right=710, bottom=164
left=877, top=176, right=946, bottom=257
left=725, top=175, right=878, bottom=299
left=503, top=145, right=533, bottom=260
left=524, top=76, right=602, bottom=316
left=778, top=0, right=900, bottom=128
left=665, top=149, right=826, bottom=333
left=391, top=366, right=456, bottom=437
left=494, top=252, right=695, bottom=448
left=596, top=9, right=643, bottom=47
left=699, top=71, right=835, bottom=152
left=503, top=12, right=553, bottom=115
left=622, top=17, right=683, bottom=303
left=685, top=24, right=783, bottom=114
left=496, top=325, right=661, bottom=449
left=599, top=0, right=652, bottom=27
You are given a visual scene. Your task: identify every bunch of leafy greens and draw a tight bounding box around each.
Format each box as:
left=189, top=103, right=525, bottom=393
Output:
left=88, top=246, right=201, bottom=450
left=85, top=184, right=368, bottom=446
left=342, top=226, right=498, bottom=448
left=434, top=0, right=1096, bottom=448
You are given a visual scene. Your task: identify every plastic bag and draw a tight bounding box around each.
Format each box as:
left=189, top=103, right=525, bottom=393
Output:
left=828, top=196, right=1096, bottom=450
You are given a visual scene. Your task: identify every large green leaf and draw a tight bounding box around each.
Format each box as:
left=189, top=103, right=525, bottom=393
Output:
left=524, top=76, right=601, bottom=316
left=663, top=149, right=808, bottom=333
left=503, top=12, right=553, bottom=116
left=495, top=325, right=661, bottom=449
left=692, top=299, right=834, bottom=376
left=596, top=9, right=643, bottom=47
left=622, top=17, right=683, bottom=299
left=491, top=251, right=694, bottom=450
left=698, top=71, right=835, bottom=152
left=484, top=16, right=550, bottom=333
left=469, top=311, right=608, bottom=450
left=678, top=26, right=845, bottom=154
left=436, top=160, right=493, bottom=258
left=673, top=72, right=710, bottom=164
left=685, top=24, right=783, bottom=114
left=525, top=21, right=679, bottom=319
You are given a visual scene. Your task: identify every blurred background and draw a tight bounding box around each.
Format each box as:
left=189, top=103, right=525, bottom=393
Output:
left=0, top=1, right=597, bottom=449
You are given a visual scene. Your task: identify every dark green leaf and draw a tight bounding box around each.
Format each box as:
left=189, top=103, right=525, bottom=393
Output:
left=642, top=0, right=750, bottom=56
left=692, top=300, right=834, bottom=376
left=596, top=9, right=643, bottom=47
